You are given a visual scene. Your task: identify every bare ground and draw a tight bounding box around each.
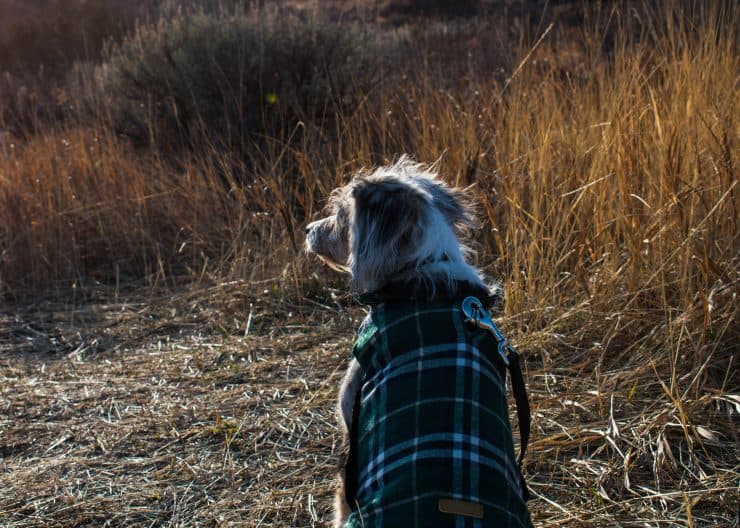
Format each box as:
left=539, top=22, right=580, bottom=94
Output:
left=1, top=281, right=737, bottom=527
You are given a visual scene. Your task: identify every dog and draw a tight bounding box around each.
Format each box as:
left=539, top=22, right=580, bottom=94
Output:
left=306, top=157, right=532, bottom=528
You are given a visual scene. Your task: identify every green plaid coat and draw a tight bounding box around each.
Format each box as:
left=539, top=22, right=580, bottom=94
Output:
left=344, top=300, right=533, bottom=528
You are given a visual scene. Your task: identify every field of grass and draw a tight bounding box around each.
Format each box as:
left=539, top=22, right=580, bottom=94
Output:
left=0, top=1, right=737, bottom=526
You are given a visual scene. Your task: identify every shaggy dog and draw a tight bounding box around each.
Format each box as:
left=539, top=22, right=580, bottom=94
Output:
left=306, top=158, right=532, bottom=528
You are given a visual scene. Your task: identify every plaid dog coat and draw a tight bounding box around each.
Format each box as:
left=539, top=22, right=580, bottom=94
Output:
left=343, top=294, right=533, bottom=528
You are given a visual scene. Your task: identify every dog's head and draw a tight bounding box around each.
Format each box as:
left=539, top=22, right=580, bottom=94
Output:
left=306, top=157, right=480, bottom=292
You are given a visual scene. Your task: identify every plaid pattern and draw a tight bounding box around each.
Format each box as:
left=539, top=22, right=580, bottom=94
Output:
left=345, top=301, right=533, bottom=528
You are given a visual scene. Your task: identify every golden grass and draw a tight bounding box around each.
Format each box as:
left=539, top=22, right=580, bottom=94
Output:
left=0, top=1, right=737, bottom=526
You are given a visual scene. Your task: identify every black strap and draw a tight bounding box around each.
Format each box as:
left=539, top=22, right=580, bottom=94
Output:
left=506, top=348, right=531, bottom=501
left=357, top=280, right=500, bottom=309
left=343, top=382, right=363, bottom=509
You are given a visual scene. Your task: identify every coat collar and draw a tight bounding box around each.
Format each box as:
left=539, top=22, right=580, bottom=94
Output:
left=356, top=280, right=499, bottom=310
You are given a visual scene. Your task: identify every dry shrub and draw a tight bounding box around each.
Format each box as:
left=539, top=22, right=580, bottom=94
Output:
left=94, top=8, right=378, bottom=152
left=0, top=0, right=153, bottom=77
left=0, top=0, right=155, bottom=132
left=378, top=0, right=484, bottom=19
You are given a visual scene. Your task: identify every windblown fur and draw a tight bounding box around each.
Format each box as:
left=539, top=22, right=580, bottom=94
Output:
left=305, top=157, right=490, bottom=295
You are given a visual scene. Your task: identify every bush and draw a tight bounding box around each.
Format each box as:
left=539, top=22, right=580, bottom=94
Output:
left=0, top=0, right=155, bottom=133
left=96, top=9, right=379, bottom=151
left=379, top=0, right=486, bottom=20
left=0, top=0, right=154, bottom=78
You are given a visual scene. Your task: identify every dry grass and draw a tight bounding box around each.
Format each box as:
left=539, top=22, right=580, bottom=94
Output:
left=0, top=1, right=738, bottom=526
left=0, top=282, right=353, bottom=526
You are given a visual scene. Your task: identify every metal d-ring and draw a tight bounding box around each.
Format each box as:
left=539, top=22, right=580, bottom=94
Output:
left=461, top=296, right=511, bottom=367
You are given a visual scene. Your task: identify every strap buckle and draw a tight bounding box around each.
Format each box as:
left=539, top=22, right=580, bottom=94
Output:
left=461, top=296, right=511, bottom=367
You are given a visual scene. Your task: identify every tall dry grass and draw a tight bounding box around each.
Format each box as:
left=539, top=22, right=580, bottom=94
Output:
left=1, top=1, right=736, bottom=336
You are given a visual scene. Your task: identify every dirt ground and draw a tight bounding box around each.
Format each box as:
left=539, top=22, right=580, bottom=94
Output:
left=0, top=284, right=356, bottom=526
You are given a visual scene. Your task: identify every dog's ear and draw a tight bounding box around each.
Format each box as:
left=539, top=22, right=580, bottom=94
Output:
left=351, top=177, right=426, bottom=249
left=413, top=176, right=473, bottom=230
left=433, top=184, right=473, bottom=228
left=349, top=177, right=428, bottom=288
